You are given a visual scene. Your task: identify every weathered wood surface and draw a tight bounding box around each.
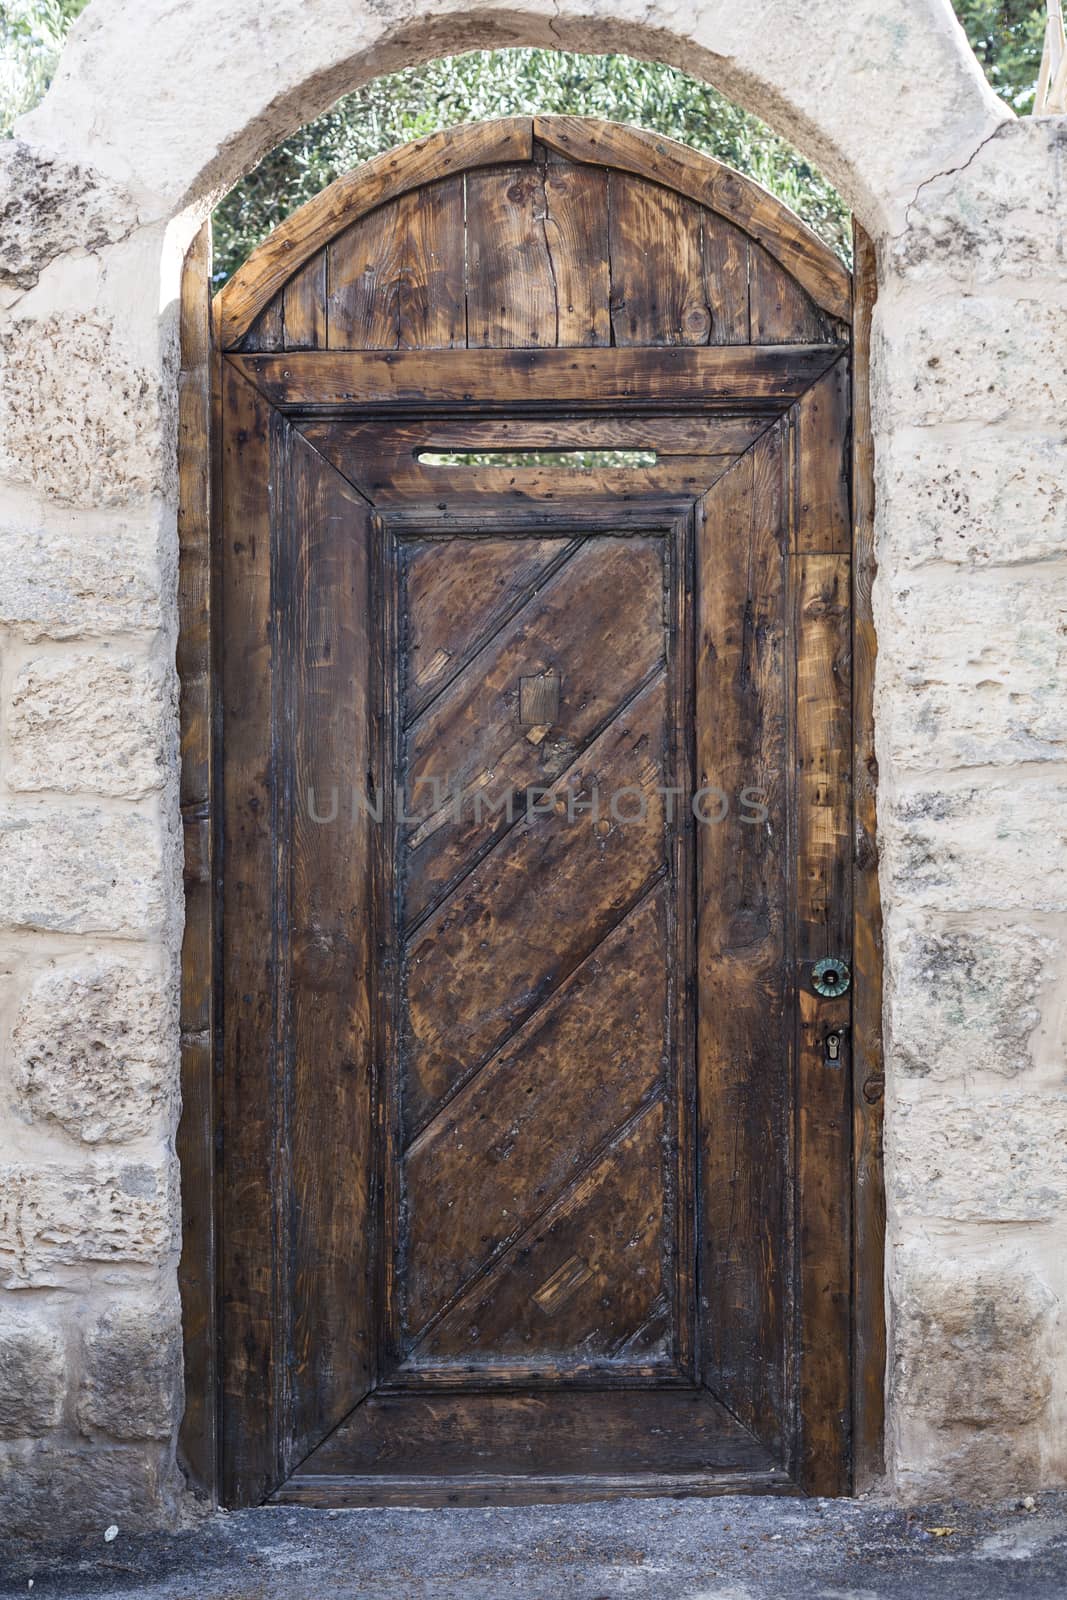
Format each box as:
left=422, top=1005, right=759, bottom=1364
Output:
left=850, top=222, right=885, bottom=1491
left=201, top=114, right=873, bottom=1509
left=230, top=345, right=843, bottom=412
left=221, top=119, right=851, bottom=350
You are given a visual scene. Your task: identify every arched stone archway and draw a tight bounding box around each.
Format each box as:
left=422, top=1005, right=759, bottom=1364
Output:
left=0, top=0, right=1065, bottom=1533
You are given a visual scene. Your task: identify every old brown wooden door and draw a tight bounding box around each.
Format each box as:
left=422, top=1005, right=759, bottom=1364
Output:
left=210, top=118, right=859, bottom=1506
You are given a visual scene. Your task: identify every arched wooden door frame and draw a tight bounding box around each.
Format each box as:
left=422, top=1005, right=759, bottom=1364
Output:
left=176, top=118, right=884, bottom=1506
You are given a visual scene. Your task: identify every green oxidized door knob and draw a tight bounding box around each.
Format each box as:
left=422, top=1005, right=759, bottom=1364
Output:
left=812, top=956, right=851, bottom=997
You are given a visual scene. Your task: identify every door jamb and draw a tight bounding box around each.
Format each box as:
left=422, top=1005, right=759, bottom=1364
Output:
left=174, top=216, right=884, bottom=1503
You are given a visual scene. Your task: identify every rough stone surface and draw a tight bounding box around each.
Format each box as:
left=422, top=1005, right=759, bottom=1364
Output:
left=77, top=1303, right=182, bottom=1440
left=873, top=291, right=1067, bottom=429
left=0, top=1441, right=180, bottom=1539
left=6, top=651, right=172, bottom=798
left=893, top=1252, right=1056, bottom=1426
left=882, top=567, right=1067, bottom=769
left=892, top=118, right=1067, bottom=286
left=892, top=1092, right=1067, bottom=1221
left=0, top=520, right=162, bottom=642
left=888, top=922, right=1053, bottom=1081
left=10, top=959, right=176, bottom=1144
left=0, top=141, right=134, bottom=292
left=883, top=777, right=1067, bottom=912
left=0, top=1312, right=65, bottom=1438
left=0, top=808, right=167, bottom=936
left=880, top=430, right=1067, bottom=570
left=0, top=1159, right=178, bottom=1287
left=0, top=313, right=173, bottom=509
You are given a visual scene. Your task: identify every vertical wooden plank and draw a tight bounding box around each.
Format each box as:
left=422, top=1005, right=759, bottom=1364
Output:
left=283, top=433, right=376, bottom=1458
left=542, top=161, right=611, bottom=346
left=697, top=427, right=791, bottom=1455
left=793, top=548, right=852, bottom=1496
left=850, top=221, right=885, bottom=1491
left=795, top=357, right=851, bottom=554
left=218, top=357, right=281, bottom=1506
left=465, top=166, right=559, bottom=347
left=328, top=181, right=465, bottom=350
left=283, top=252, right=327, bottom=349
left=176, top=221, right=216, bottom=1499
left=750, top=241, right=833, bottom=343
left=241, top=294, right=285, bottom=351
left=701, top=212, right=751, bottom=344
left=608, top=174, right=711, bottom=346
left=327, top=197, right=406, bottom=349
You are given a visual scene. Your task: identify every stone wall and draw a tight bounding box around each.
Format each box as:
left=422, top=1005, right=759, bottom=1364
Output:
left=0, top=0, right=1064, bottom=1533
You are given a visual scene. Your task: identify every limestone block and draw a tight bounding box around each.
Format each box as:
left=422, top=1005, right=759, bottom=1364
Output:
left=0, top=1159, right=178, bottom=1287
left=878, top=430, right=1067, bottom=571
left=892, top=1248, right=1056, bottom=1428
left=11, top=959, right=176, bottom=1144
left=880, top=567, right=1067, bottom=770
left=872, top=292, right=1067, bottom=429
left=0, top=807, right=166, bottom=936
left=0, top=312, right=171, bottom=508
left=882, top=777, right=1067, bottom=913
left=0, top=141, right=134, bottom=292
left=0, top=521, right=162, bottom=642
left=7, top=651, right=172, bottom=798
left=0, top=1311, right=65, bottom=1437
left=0, top=1440, right=180, bottom=1535
left=888, top=922, right=1053, bottom=1081
left=892, top=1092, right=1067, bottom=1221
left=77, top=1302, right=181, bottom=1440
left=891, top=119, right=1067, bottom=287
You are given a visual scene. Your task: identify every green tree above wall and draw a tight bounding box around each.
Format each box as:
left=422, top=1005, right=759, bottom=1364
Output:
left=0, top=0, right=1049, bottom=280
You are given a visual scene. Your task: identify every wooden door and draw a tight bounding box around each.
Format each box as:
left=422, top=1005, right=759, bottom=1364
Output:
left=204, top=118, right=864, bottom=1507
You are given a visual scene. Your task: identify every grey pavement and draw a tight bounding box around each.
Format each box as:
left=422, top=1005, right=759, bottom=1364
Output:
left=2, top=1492, right=1066, bottom=1599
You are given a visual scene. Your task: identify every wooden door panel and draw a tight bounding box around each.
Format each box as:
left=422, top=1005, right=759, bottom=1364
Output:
left=208, top=123, right=865, bottom=1507
left=404, top=888, right=668, bottom=1342
left=401, top=534, right=666, bottom=925
left=403, top=670, right=672, bottom=1134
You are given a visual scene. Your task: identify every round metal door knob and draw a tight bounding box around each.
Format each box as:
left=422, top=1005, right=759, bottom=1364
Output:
left=812, top=957, right=851, bottom=997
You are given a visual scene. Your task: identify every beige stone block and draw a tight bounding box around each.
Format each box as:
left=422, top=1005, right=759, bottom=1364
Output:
left=0, top=141, right=134, bottom=293
left=893, top=1250, right=1055, bottom=1427
left=892, top=1092, right=1067, bottom=1221
left=880, top=567, right=1067, bottom=770
left=77, top=1301, right=181, bottom=1440
left=0, top=1440, right=180, bottom=1535
left=0, top=1159, right=178, bottom=1287
left=0, top=807, right=166, bottom=936
left=873, top=292, right=1067, bottom=428
left=0, top=312, right=171, bottom=509
left=11, top=958, right=176, bottom=1144
left=888, top=922, right=1053, bottom=1081
left=891, top=119, right=1067, bottom=287
left=0, top=1310, right=65, bottom=1437
left=882, top=776, right=1067, bottom=913
left=878, top=430, right=1067, bottom=571
left=7, top=651, right=172, bottom=798
left=0, top=521, right=162, bottom=641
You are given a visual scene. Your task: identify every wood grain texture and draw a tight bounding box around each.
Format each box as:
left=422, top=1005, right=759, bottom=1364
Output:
left=850, top=222, right=885, bottom=1490
left=533, top=117, right=852, bottom=322
left=176, top=221, right=216, bottom=1497
left=230, top=345, right=843, bottom=413
left=220, top=119, right=532, bottom=348
left=696, top=430, right=791, bottom=1460
left=328, top=179, right=465, bottom=350
left=607, top=175, right=710, bottom=346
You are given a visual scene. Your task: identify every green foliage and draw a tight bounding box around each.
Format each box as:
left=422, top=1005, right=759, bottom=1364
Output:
left=212, top=50, right=854, bottom=284
left=954, top=0, right=1047, bottom=110
left=0, top=0, right=88, bottom=135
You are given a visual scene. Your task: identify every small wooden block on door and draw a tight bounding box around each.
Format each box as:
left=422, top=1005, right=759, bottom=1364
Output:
left=520, top=671, right=561, bottom=730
